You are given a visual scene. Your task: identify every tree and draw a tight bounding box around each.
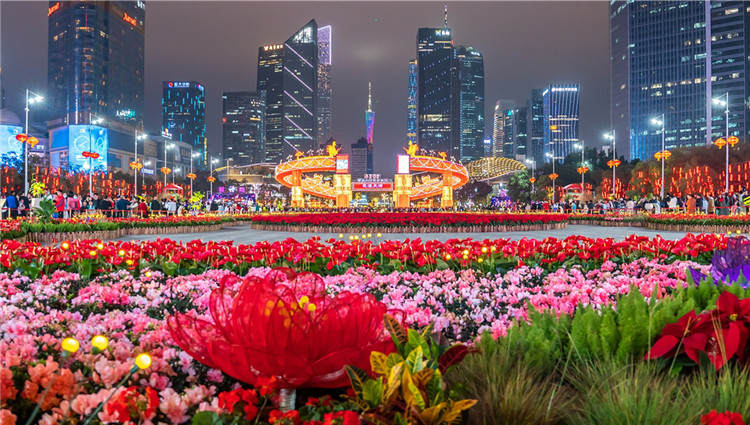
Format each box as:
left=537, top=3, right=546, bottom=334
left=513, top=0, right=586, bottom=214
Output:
left=507, top=170, right=532, bottom=202
left=454, top=180, right=493, bottom=203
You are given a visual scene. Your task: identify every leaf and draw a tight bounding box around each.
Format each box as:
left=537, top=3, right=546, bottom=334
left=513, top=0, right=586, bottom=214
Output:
left=191, top=411, right=223, bottom=425
left=406, top=346, right=425, bottom=373
left=440, top=399, right=478, bottom=424
left=385, top=314, right=408, bottom=346
left=386, top=353, right=405, bottom=369
left=438, top=344, right=469, bottom=373
left=418, top=404, right=446, bottom=424
left=362, top=379, right=384, bottom=408
left=408, top=380, right=426, bottom=410
left=345, top=365, right=370, bottom=398
left=420, top=323, right=434, bottom=339
left=384, top=361, right=404, bottom=403
left=370, top=351, right=389, bottom=376
left=426, top=369, right=444, bottom=406
left=394, top=413, right=409, bottom=425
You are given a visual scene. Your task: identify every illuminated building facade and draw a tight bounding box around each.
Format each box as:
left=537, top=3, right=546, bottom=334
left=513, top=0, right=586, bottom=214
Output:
left=222, top=92, right=265, bottom=166
left=47, top=0, right=145, bottom=130
left=162, top=81, right=206, bottom=166
left=454, top=46, right=485, bottom=163
left=257, top=44, right=284, bottom=163
left=610, top=1, right=750, bottom=160
left=317, top=25, right=332, bottom=145
left=543, top=84, right=580, bottom=163
left=492, top=99, right=515, bottom=158
left=283, top=20, right=319, bottom=157
left=407, top=59, right=418, bottom=144
left=417, top=27, right=454, bottom=156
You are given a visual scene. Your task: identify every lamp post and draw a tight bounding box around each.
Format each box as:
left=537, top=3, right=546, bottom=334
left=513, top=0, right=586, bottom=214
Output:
left=603, top=130, right=616, bottom=199
left=651, top=114, right=666, bottom=198
left=525, top=159, right=536, bottom=193
left=545, top=152, right=564, bottom=203
left=712, top=92, right=730, bottom=194
left=133, top=130, right=146, bottom=199
left=87, top=114, right=105, bottom=198
left=189, top=150, right=200, bottom=199
left=209, top=156, right=219, bottom=198
left=164, top=142, right=174, bottom=189
left=574, top=141, right=585, bottom=198
left=24, top=89, right=44, bottom=195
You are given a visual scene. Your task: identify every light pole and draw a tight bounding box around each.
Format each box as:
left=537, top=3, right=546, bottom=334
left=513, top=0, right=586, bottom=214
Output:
left=574, top=141, right=585, bottom=198
left=88, top=114, right=105, bottom=198
left=525, top=159, right=536, bottom=193
left=651, top=114, right=666, bottom=198
left=164, top=142, right=174, bottom=189
left=134, top=130, right=146, bottom=199
left=24, top=90, right=44, bottom=194
left=545, top=152, right=564, bottom=203
left=190, top=150, right=200, bottom=199
left=209, top=156, right=219, bottom=198
left=604, top=130, right=616, bottom=199
left=712, top=93, right=730, bottom=193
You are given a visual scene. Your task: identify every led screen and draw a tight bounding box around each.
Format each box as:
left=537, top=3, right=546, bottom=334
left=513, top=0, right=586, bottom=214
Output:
left=0, top=125, right=23, bottom=161
left=397, top=154, right=410, bottom=174
left=69, top=125, right=108, bottom=173
left=336, top=154, right=349, bottom=174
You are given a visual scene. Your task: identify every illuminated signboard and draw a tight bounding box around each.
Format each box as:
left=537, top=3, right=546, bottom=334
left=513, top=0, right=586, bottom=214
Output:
left=352, top=182, right=394, bottom=192
left=48, top=2, right=60, bottom=16
left=0, top=125, right=23, bottom=160
left=336, top=154, right=349, bottom=174
left=551, top=87, right=578, bottom=92
left=397, top=154, right=410, bottom=174
left=168, top=82, right=190, bottom=88
left=69, top=125, right=108, bottom=173
left=123, top=12, right=137, bottom=27
left=141, top=168, right=155, bottom=175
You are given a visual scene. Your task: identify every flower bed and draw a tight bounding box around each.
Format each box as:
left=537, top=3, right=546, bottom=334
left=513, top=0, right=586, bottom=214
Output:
left=250, top=212, right=569, bottom=233
left=0, top=233, right=723, bottom=278
left=646, top=213, right=750, bottom=233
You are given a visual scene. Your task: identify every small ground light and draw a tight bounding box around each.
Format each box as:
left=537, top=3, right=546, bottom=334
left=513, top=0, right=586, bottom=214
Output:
left=145, top=271, right=152, bottom=277
left=462, top=249, right=469, bottom=256
left=481, top=247, right=488, bottom=253
left=478, top=258, right=484, bottom=263
left=135, top=353, right=152, bottom=369
left=376, top=233, right=382, bottom=238
left=445, top=254, right=451, bottom=260
left=338, top=234, right=344, bottom=238
left=61, top=242, right=70, bottom=250
left=61, top=337, right=80, bottom=353
left=91, top=335, right=109, bottom=351
left=97, top=243, right=104, bottom=250
left=118, top=250, right=126, bottom=256
left=367, top=233, right=372, bottom=238
left=349, top=235, right=354, bottom=240
left=89, top=250, right=97, bottom=257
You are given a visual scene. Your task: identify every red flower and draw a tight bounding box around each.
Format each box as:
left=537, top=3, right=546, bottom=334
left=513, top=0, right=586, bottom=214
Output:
left=269, top=409, right=302, bottom=424
left=167, top=268, right=398, bottom=388
left=323, top=410, right=359, bottom=425
left=104, top=386, right=159, bottom=422
left=701, top=410, right=746, bottom=425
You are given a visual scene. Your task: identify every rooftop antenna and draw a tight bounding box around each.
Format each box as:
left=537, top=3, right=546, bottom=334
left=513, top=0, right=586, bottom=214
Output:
left=367, top=82, right=372, bottom=111
left=444, top=4, right=448, bottom=28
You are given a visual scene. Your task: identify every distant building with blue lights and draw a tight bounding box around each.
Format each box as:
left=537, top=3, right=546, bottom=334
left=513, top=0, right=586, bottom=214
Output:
left=407, top=59, right=418, bottom=145
left=543, top=84, right=580, bottom=163
left=162, top=81, right=206, bottom=167
left=454, top=46, right=484, bottom=163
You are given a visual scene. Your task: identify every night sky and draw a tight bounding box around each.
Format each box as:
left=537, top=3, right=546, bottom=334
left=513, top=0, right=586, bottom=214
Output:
left=1, top=1, right=609, bottom=175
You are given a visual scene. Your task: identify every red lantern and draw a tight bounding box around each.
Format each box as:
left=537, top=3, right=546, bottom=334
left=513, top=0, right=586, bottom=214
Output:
left=161, top=167, right=171, bottom=175
left=715, top=138, right=727, bottom=148
left=529, top=177, right=537, bottom=184
left=549, top=173, right=559, bottom=180
left=207, top=176, right=216, bottom=183
left=577, top=166, right=589, bottom=174
left=728, top=136, right=740, bottom=147
left=15, top=133, right=29, bottom=143
left=186, top=173, right=197, bottom=179
left=129, top=161, right=143, bottom=170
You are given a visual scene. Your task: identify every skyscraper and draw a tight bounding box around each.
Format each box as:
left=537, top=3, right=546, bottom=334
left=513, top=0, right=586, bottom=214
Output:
left=492, top=100, right=515, bottom=158
left=350, top=136, right=372, bottom=180
left=513, top=106, right=528, bottom=158
left=222, top=92, right=265, bottom=166
left=610, top=1, right=750, bottom=160
left=543, top=84, right=580, bottom=163
left=317, top=25, right=332, bottom=145
left=527, top=89, right=545, bottom=165
left=365, top=82, right=375, bottom=148
left=47, top=0, right=145, bottom=129
left=162, top=81, right=206, bottom=166
left=283, top=20, right=318, bottom=157
left=407, top=59, right=418, bottom=145
left=454, top=46, right=484, bottom=162
left=417, top=27, right=454, bottom=156
left=257, top=44, right=284, bottom=163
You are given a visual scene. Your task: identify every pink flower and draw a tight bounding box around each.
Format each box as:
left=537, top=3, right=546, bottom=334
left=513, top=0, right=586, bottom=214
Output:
left=159, top=388, right=190, bottom=424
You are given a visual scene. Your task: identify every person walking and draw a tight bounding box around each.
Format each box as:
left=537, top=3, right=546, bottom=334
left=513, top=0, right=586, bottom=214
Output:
left=5, top=192, right=18, bottom=219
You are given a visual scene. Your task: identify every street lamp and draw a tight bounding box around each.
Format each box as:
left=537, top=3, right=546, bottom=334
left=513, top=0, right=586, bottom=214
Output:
left=574, top=141, right=586, bottom=199
left=603, top=130, right=616, bottom=199
left=189, top=150, right=200, bottom=199
left=164, top=142, right=175, bottom=189
left=712, top=92, right=731, bottom=194
left=525, top=159, right=536, bottom=193
left=87, top=114, right=105, bottom=198
left=209, top=156, right=220, bottom=198
left=651, top=114, right=666, bottom=198
left=545, top=152, right=564, bottom=203
left=24, top=89, right=44, bottom=195
left=133, top=130, right=147, bottom=199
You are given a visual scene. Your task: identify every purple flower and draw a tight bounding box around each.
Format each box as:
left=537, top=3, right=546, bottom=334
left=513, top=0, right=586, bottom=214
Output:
left=692, top=236, right=750, bottom=288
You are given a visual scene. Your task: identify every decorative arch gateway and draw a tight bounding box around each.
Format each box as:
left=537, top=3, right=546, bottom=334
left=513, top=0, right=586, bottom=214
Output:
left=275, top=141, right=469, bottom=208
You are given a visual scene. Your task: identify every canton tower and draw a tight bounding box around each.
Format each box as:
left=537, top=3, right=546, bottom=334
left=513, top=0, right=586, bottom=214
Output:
left=365, top=82, right=374, bottom=147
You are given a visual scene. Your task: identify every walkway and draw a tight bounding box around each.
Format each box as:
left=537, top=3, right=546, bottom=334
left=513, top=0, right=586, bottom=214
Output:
left=116, top=224, right=694, bottom=244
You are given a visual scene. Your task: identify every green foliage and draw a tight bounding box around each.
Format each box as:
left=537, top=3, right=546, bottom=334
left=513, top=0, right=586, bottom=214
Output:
left=32, top=199, right=56, bottom=222
left=347, top=318, right=476, bottom=425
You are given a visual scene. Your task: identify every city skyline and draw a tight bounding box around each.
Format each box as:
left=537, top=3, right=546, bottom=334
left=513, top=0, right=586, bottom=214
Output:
left=1, top=1, right=609, bottom=175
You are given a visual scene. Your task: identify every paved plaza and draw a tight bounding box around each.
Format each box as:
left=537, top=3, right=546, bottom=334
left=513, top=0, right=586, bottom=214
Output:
left=117, top=224, right=694, bottom=244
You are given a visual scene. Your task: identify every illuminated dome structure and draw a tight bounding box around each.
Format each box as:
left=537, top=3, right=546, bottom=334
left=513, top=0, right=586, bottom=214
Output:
left=465, top=157, right=526, bottom=182
left=275, top=141, right=468, bottom=208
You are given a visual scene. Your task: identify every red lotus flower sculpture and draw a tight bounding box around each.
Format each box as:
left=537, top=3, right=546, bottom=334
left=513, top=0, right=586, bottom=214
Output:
left=167, top=268, right=397, bottom=389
